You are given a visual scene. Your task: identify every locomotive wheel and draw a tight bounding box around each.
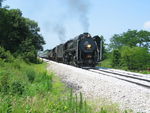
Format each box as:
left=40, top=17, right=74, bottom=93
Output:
left=63, top=53, right=69, bottom=64
left=72, top=56, right=77, bottom=66
left=63, top=57, right=68, bottom=64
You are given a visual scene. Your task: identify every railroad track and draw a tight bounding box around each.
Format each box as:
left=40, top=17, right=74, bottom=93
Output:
left=88, top=68, right=150, bottom=89
left=43, top=59, right=150, bottom=89
left=106, top=68, right=150, bottom=79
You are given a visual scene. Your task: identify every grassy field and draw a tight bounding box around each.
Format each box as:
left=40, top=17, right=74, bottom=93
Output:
left=0, top=59, right=132, bottom=113
left=98, top=58, right=112, bottom=68
left=99, top=59, right=150, bottom=74
left=0, top=59, right=91, bottom=113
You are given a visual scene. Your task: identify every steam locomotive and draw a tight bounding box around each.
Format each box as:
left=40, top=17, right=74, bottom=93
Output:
left=44, top=33, right=103, bottom=67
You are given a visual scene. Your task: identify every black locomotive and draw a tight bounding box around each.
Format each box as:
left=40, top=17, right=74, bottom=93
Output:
left=45, top=33, right=103, bottom=67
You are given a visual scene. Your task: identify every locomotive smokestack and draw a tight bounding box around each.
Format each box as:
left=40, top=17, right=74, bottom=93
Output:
left=66, top=0, right=90, bottom=32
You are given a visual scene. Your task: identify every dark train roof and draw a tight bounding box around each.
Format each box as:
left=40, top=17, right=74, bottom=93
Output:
left=50, top=33, right=92, bottom=50
left=72, top=32, right=91, bottom=40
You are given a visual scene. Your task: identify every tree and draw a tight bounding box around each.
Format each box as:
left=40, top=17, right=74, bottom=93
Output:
left=111, top=49, right=121, bottom=67
left=0, top=8, right=45, bottom=62
left=0, top=46, right=14, bottom=62
left=0, top=9, right=23, bottom=53
left=137, top=30, right=150, bottom=49
left=0, top=0, right=2, bottom=7
left=0, top=0, right=5, bottom=8
left=109, top=30, right=150, bottom=50
left=120, top=46, right=150, bottom=70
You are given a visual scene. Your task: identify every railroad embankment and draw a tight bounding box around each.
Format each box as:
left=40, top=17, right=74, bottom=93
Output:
left=47, top=60, right=150, bottom=113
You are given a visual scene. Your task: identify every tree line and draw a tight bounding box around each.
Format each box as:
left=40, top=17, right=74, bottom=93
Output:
left=0, top=0, right=45, bottom=63
left=103, top=29, right=150, bottom=71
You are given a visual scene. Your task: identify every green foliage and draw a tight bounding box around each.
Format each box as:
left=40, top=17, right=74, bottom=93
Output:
left=101, top=36, right=109, bottom=60
left=0, top=59, right=92, bottom=112
left=111, top=50, right=121, bottom=67
left=120, top=46, right=150, bottom=70
left=11, top=81, right=24, bottom=95
left=107, top=29, right=150, bottom=71
left=0, top=73, right=10, bottom=94
left=0, top=46, right=14, bottom=62
left=109, top=29, right=150, bottom=50
left=101, top=46, right=150, bottom=71
left=26, top=69, right=36, bottom=83
left=140, top=70, right=150, bottom=74
left=0, top=59, right=121, bottom=113
left=21, top=48, right=37, bottom=63
left=99, top=108, right=108, bottom=113
left=0, top=0, right=5, bottom=7
left=47, top=89, right=92, bottom=113
left=0, top=59, right=52, bottom=96
left=98, top=58, right=112, bottom=68
left=0, top=8, right=45, bottom=63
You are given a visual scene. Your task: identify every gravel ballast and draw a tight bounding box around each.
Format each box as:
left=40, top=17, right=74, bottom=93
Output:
left=47, top=60, right=150, bottom=113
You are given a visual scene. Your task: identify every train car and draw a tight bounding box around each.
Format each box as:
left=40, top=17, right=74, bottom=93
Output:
left=55, top=44, right=64, bottom=62
left=48, top=50, right=53, bottom=60
left=38, top=49, right=50, bottom=59
left=46, top=33, right=103, bottom=67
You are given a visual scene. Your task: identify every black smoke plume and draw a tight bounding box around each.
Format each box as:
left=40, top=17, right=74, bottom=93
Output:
left=66, top=0, right=90, bottom=31
left=53, top=24, right=66, bottom=43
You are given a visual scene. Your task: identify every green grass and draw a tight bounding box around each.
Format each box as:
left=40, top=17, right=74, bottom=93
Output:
left=98, top=58, right=112, bottom=68
left=0, top=59, right=93, bottom=113
left=0, top=58, right=132, bottom=113
left=136, top=70, right=150, bottom=74
left=88, top=98, right=134, bottom=113
left=99, top=58, right=150, bottom=75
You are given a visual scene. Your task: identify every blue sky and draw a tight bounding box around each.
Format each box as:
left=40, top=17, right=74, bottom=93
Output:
left=3, top=0, right=150, bottom=49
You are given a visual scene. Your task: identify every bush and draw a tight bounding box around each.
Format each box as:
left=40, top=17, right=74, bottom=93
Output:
left=0, top=73, right=10, bottom=94
left=35, top=71, right=52, bottom=92
left=111, top=50, right=121, bottom=67
left=120, top=46, right=150, bottom=70
left=0, top=71, right=25, bottom=95
left=11, top=81, right=24, bottom=95
left=0, top=58, right=5, bottom=66
left=26, top=69, right=36, bottom=83
left=0, top=47, right=14, bottom=62
left=23, top=50, right=37, bottom=63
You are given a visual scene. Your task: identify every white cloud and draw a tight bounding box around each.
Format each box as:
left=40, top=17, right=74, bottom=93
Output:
left=143, top=21, right=150, bottom=29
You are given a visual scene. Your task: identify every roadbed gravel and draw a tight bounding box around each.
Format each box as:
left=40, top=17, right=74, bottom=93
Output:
left=46, top=60, right=150, bottom=113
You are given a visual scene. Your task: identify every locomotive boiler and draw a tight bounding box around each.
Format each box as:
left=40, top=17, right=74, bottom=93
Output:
left=48, top=33, right=103, bottom=67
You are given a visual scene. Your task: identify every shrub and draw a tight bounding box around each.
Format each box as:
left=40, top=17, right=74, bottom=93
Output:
left=11, top=81, right=24, bottom=95
left=0, top=47, right=14, bottom=62
left=0, top=58, right=5, bottom=66
left=26, top=69, right=36, bottom=83
left=36, top=71, right=52, bottom=92
left=0, top=73, right=10, bottom=94
left=120, top=46, right=150, bottom=70
left=23, top=50, right=37, bottom=63
left=111, top=49, right=121, bottom=67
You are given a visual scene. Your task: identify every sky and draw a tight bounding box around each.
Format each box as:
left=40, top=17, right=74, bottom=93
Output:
left=3, top=0, right=150, bottom=50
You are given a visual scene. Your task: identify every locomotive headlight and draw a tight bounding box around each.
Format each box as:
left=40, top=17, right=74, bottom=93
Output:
left=86, top=44, right=92, bottom=49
